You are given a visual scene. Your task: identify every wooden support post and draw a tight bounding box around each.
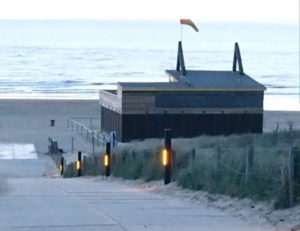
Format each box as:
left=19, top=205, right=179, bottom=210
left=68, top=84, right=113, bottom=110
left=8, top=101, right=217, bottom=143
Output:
left=245, top=145, right=254, bottom=183
left=77, top=151, right=82, bottom=177
left=294, top=147, right=300, bottom=204
left=105, top=142, right=111, bottom=177
left=216, top=147, right=221, bottom=170
left=92, top=131, right=95, bottom=155
left=90, top=118, right=93, bottom=130
left=287, top=147, right=300, bottom=207
left=164, top=129, right=172, bottom=185
left=191, top=148, right=196, bottom=161
left=83, top=156, right=87, bottom=171
left=71, top=137, right=74, bottom=153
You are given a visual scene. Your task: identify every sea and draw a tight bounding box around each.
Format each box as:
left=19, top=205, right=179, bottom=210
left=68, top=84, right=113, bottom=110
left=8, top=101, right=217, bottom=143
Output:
left=0, top=20, right=299, bottom=110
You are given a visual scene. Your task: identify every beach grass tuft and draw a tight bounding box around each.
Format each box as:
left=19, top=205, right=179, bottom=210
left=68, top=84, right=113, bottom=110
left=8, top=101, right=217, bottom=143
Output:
left=63, top=130, right=300, bottom=208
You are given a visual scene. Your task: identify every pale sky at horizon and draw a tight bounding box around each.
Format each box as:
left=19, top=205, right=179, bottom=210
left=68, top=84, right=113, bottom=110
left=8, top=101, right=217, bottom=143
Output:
left=0, top=0, right=298, bottom=23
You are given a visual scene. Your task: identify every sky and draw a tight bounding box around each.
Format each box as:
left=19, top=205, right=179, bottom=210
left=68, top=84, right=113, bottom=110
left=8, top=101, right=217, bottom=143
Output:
left=0, top=0, right=298, bottom=23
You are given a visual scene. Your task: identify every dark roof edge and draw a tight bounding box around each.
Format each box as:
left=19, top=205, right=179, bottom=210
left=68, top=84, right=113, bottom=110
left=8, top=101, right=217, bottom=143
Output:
left=165, top=70, right=266, bottom=91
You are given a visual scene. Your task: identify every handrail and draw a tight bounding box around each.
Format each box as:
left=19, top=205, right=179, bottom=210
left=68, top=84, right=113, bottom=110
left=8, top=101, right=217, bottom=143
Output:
left=67, top=118, right=109, bottom=147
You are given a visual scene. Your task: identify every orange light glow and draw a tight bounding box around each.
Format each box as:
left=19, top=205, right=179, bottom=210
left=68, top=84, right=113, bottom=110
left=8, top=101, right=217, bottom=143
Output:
left=104, top=154, right=109, bottom=167
left=162, top=148, right=168, bottom=166
left=76, top=160, right=81, bottom=170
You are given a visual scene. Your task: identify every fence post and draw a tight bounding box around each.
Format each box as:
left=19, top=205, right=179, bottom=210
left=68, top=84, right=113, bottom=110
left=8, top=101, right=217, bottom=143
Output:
left=163, top=129, right=172, bottom=185
left=288, top=147, right=295, bottom=207
left=245, top=145, right=254, bottom=183
left=191, top=148, right=196, bottom=162
left=216, top=147, right=221, bottom=174
left=71, top=137, right=74, bottom=153
left=92, top=131, right=95, bottom=155
left=278, top=164, right=289, bottom=208
left=83, top=155, right=87, bottom=171
left=287, top=147, right=300, bottom=207
left=295, top=147, right=300, bottom=203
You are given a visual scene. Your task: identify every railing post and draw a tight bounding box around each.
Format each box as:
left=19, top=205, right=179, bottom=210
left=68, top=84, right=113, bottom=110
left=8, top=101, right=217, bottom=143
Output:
left=71, top=137, right=74, bottom=153
left=92, top=131, right=95, bottom=155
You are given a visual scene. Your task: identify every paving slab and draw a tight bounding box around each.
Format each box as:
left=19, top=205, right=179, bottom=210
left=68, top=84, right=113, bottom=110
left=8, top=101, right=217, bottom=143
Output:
left=0, top=154, right=275, bottom=231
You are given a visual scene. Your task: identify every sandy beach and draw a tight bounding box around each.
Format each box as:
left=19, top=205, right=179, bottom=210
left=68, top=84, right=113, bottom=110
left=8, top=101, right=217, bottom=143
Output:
left=0, top=99, right=299, bottom=230
left=0, top=99, right=101, bottom=154
left=0, top=99, right=300, bottom=153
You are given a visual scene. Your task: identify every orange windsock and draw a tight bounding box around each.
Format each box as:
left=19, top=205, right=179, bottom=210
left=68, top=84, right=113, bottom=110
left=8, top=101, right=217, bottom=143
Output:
left=180, top=19, right=199, bottom=32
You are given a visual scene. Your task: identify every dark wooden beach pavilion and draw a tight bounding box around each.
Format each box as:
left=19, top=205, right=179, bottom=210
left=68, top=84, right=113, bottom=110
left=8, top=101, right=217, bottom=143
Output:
left=99, top=42, right=266, bottom=142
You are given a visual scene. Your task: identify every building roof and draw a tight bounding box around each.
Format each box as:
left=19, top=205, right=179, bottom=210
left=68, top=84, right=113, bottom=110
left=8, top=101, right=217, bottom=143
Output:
left=166, top=70, right=266, bottom=91
left=118, top=82, right=192, bottom=91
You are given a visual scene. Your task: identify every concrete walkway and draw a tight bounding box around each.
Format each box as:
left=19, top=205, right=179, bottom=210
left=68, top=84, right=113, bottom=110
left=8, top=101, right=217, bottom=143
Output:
left=0, top=155, right=274, bottom=231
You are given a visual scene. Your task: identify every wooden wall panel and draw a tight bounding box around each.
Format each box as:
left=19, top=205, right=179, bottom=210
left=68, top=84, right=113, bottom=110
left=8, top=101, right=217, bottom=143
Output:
left=121, top=113, right=263, bottom=142
left=121, top=90, right=264, bottom=115
left=101, top=106, right=122, bottom=141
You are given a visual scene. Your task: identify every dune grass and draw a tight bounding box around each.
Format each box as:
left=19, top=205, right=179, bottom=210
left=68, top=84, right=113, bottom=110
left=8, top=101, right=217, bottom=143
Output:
left=63, top=130, right=300, bottom=208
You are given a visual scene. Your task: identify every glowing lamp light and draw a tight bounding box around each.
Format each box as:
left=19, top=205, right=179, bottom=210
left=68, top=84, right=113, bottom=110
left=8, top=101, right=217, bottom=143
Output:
left=59, top=164, right=63, bottom=172
left=104, top=154, right=109, bottom=167
left=162, top=148, right=168, bottom=166
left=76, top=160, right=81, bottom=170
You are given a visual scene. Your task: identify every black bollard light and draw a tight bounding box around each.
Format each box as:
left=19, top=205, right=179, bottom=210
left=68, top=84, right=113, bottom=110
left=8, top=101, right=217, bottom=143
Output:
left=162, top=129, right=172, bottom=185
left=103, top=142, right=111, bottom=177
left=76, top=151, right=82, bottom=177
left=60, top=157, right=64, bottom=175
